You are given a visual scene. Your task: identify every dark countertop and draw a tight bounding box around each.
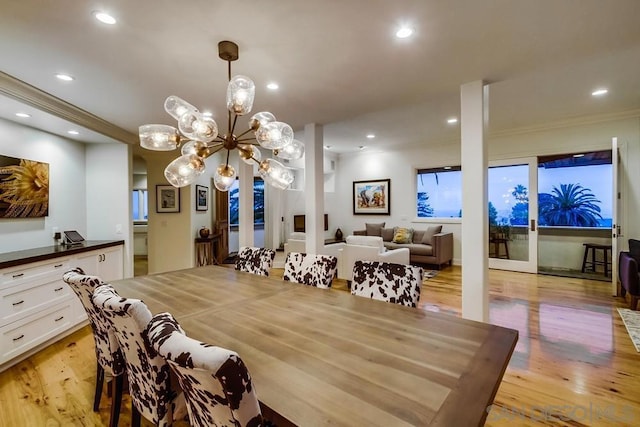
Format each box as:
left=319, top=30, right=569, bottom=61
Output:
left=0, top=240, right=125, bottom=269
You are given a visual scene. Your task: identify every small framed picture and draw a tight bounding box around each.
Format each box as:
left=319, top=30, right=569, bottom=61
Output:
left=156, top=185, right=180, bottom=213
left=353, top=179, right=391, bottom=215
left=196, top=185, right=208, bottom=211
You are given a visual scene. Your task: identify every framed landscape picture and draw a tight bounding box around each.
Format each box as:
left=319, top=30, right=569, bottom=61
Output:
left=156, top=185, right=180, bottom=213
left=196, top=185, right=208, bottom=211
left=353, top=179, right=390, bottom=215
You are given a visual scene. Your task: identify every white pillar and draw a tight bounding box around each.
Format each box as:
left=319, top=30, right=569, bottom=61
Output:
left=304, top=123, right=324, bottom=254
left=238, top=159, right=254, bottom=248
left=461, top=80, right=489, bottom=322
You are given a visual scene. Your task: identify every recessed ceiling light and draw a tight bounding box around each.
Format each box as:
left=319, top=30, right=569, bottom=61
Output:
left=15, top=112, right=31, bottom=118
left=266, top=82, right=279, bottom=90
left=94, top=11, right=117, bottom=25
left=67, top=130, right=79, bottom=135
left=358, top=145, right=365, bottom=150
left=444, top=166, right=452, bottom=170
left=366, top=134, right=375, bottom=139
left=591, top=88, right=608, bottom=96
left=325, top=145, right=331, bottom=149
left=447, top=117, right=458, bottom=124
left=202, top=111, right=213, bottom=117
left=396, top=26, right=414, bottom=39
left=573, top=153, right=585, bottom=158
left=56, top=73, right=74, bottom=81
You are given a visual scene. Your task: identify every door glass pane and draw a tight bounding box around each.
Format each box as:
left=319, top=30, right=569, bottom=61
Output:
left=488, top=164, right=529, bottom=261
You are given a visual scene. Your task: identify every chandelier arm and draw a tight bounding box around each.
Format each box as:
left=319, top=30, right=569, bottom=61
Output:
left=202, top=144, right=225, bottom=159
left=225, top=147, right=231, bottom=166
left=230, top=114, right=239, bottom=136
left=235, top=128, right=254, bottom=139
left=236, top=137, right=259, bottom=143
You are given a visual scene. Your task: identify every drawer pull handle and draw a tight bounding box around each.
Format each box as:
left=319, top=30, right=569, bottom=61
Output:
left=13, top=334, right=24, bottom=342
left=55, top=316, right=64, bottom=322
left=54, top=287, right=64, bottom=292
left=54, top=264, right=64, bottom=268
left=12, top=300, right=25, bottom=306
left=12, top=273, right=24, bottom=279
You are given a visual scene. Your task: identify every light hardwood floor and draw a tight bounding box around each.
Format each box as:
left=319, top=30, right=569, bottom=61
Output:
left=1, top=266, right=639, bottom=426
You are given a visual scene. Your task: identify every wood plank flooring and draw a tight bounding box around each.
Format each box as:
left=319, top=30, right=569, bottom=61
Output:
left=1, top=266, right=639, bottom=426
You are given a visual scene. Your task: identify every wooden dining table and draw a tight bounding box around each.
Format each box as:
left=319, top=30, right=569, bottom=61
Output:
left=111, top=265, right=517, bottom=426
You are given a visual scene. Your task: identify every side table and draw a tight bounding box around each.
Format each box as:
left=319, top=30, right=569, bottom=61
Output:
left=195, top=233, right=222, bottom=267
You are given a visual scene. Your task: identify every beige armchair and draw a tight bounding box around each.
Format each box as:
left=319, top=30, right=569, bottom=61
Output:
left=337, top=235, right=410, bottom=282
left=284, top=232, right=345, bottom=260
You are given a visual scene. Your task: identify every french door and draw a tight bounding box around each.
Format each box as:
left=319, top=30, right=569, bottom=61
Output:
left=488, top=157, right=538, bottom=273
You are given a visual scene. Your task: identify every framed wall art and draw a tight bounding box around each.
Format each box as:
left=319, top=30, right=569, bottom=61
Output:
left=353, top=179, right=390, bottom=215
left=0, top=155, right=49, bottom=218
left=156, top=185, right=180, bottom=213
left=196, top=185, right=208, bottom=211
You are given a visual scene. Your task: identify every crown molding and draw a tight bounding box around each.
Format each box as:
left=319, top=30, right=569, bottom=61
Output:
left=0, top=71, right=138, bottom=145
left=488, top=109, right=640, bottom=139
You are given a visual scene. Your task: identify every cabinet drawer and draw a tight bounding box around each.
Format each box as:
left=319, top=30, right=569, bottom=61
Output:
left=0, top=274, right=72, bottom=327
left=0, top=303, right=73, bottom=364
left=1, top=259, right=70, bottom=289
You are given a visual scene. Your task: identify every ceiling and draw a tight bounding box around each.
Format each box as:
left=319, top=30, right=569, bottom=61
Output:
left=1, top=0, right=639, bottom=154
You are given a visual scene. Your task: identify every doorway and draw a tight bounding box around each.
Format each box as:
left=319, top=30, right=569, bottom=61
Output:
left=488, top=158, right=539, bottom=274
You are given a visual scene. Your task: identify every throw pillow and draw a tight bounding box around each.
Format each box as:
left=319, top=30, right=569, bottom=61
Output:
left=421, top=225, right=443, bottom=245
left=365, top=222, right=385, bottom=237
left=629, top=239, right=640, bottom=264
left=381, top=227, right=394, bottom=242
left=392, top=227, right=414, bottom=244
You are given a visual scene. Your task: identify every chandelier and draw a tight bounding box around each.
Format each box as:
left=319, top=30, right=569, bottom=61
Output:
left=138, top=40, right=304, bottom=191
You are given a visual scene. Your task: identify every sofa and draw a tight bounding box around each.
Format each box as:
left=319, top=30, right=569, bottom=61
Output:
left=353, top=223, right=453, bottom=268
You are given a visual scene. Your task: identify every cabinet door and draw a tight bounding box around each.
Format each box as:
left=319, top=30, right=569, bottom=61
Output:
left=73, top=252, right=99, bottom=277
left=98, top=246, right=124, bottom=282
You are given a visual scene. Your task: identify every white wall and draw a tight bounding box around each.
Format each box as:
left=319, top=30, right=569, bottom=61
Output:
left=334, top=116, right=640, bottom=266
left=0, top=118, right=87, bottom=252
left=282, top=150, right=341, bottom=242
left=86, top=143, right=133, bottom=277
left=145, top=150, right=194, bottom=274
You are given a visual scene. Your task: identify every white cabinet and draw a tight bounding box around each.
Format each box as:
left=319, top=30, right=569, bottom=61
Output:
left=0, top=243, right=124, bottom=371
left=74, top=245, right=123, bottom=282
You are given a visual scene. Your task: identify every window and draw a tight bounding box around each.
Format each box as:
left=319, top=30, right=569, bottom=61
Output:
left=132, top=189, right=148, bottom=221
left=416, top=167, right=462, bottom=218
left=229, top=177, right=265, bottom=228
left=538, top=150, right=612, bottom=228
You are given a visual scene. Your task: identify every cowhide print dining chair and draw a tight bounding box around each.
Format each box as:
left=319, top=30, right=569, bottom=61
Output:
left=147, top=312, right=264, bottom=427
left=351, top=260, right=424, bottom=308
left=91, top=285, right=188, bottom=427
left=235, top=246, right=276, bottom=276
left=62, top=268, right=125, bottom=427
left=283, top=252, right=338, bottom=289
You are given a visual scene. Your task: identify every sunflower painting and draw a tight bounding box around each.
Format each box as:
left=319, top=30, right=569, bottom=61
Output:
left=0, top=155, right=49, bottom=218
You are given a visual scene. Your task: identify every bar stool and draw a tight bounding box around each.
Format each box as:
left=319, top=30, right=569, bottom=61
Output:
left=489, top=236, right=510, bottom=259
left=581, top=243, right=612, bottom=277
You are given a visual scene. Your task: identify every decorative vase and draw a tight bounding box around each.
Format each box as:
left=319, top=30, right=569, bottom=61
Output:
left=199, top=227, right=210, bottom=238
left=335, top=228, right=343, bottom=240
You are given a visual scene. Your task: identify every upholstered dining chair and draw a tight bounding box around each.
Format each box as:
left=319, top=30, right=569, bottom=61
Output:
left=91, top=284, right=188, bottom=427
left=283, top=252, right=338, bottom=289
left=62, top=268, right=125, bottom=427
left=147, top=312, right=264, bottom=427
left=235, top=246, right=276, bottom=276
left=351, top=260, right=424, bottom=308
